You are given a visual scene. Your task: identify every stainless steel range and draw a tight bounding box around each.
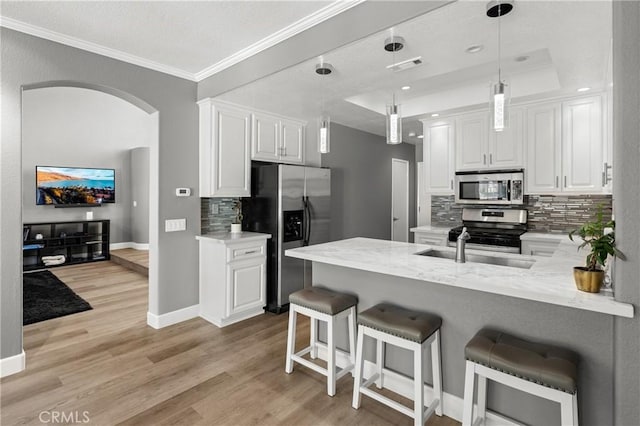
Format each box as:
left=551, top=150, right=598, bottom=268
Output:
left=448, top=208, right=528, bottom=254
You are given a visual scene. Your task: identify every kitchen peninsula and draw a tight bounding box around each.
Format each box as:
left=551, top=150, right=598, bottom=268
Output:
left=286, top=238, right=633, bottom=425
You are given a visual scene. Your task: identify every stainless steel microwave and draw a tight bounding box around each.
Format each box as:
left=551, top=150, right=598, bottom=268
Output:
left=454, top=169, right=524, bottom=205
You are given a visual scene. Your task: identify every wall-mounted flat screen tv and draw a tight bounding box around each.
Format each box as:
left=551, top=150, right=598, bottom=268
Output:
left=36, top=166, right=115, bottom=206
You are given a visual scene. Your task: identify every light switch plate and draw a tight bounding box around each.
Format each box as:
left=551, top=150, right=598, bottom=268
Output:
left=165, top=218, right=186, bottom=232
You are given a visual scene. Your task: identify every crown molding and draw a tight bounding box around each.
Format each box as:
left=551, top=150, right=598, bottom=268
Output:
left=192, top=0, right=366, bottom=81
left=0, top=16, right=197, bottom=81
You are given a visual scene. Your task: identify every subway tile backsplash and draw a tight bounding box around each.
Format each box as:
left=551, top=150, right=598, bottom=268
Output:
left=201, top=198, right=239, bottom=234
left=431, top=194, right=613, bottom=233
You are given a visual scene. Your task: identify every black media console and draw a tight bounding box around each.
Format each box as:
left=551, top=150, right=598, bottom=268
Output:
left=23, top=220, right=110, bottom=272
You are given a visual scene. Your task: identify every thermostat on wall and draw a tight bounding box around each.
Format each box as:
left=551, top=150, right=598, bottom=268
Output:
left=176, top=188, right=191, bottom=197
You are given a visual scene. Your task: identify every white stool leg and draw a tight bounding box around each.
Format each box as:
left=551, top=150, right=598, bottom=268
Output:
left=413, top=342, right=425, bottom=426
left=327, top=314, right=336, bottom=396
left=431, top=330, right=443, bottom=416
left=462, top=360, right=477, bottom=426
left=352, top=326, right=365, bottom=409
left=310, top=318, right=318, bottom=359
left=347, top=307, right=357, bottom=376
left=285, top=308, right=297, bottom=374
left=477, top=374, right=487, bottom=422
left=376, top=338, right=385, bottom=389
left=560, top=392, right=576, bottom=426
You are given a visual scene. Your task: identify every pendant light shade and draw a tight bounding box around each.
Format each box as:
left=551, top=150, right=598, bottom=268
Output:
left=386, top=102, right=402, bottom=144
left=318, top=115, right=330, bottom=154
left=491, top=80, right=510, bottom=132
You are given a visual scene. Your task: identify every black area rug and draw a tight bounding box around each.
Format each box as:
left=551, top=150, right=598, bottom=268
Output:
left=23, top=270, right=92, bottom=325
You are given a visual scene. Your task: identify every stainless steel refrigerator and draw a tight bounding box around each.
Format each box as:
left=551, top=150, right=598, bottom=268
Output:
left=242, top=163, right=331, bottom=313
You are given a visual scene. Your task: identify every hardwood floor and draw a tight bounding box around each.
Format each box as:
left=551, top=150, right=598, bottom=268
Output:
left=2, top=262, right=459, bottom=426
left=110, top=248, right=149, bottom=276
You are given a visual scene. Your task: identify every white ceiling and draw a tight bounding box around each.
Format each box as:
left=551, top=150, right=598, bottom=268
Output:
left=218, top=0, right=612, bottom=143
left=0, top=0, right=351, bottom=80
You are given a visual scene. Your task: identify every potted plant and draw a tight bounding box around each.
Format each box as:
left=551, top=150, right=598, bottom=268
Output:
left=231, top=200, right=243, bottom=233
left=568, top=206, right=620, bottom=293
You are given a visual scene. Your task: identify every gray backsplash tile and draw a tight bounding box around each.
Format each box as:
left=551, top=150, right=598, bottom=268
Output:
left=432, top=194, right=612, bottom=233
left=201, top=198, right=239, bottom=234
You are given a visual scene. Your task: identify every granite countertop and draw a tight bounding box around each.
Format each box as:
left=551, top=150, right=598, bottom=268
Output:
left=285, top=237, right=633, bottom=318
left=196, top=231, right=271, bottom=244
left=521, top=231, right=570, bottom=242
left=410, top=225, right=451, bottom=234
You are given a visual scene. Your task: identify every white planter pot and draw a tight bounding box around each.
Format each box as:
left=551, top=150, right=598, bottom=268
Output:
left=230, top=223, right=242, bottom=233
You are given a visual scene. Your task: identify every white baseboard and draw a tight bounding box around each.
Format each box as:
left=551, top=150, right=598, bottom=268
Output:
left=199, top=308, right=264, bottom=328
left=147, top=304, right=199, bottom=329
left=315, top=346, right=519, bottom=426
left=1, top=350, right=25, bottom=378
left=110, top=242, right=149, bottom=251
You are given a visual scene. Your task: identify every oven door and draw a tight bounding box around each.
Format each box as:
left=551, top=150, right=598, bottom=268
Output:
left=454, top=171, right=519, bottom=205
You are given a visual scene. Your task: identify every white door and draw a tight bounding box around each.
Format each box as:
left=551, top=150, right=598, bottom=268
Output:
left=423, top=118, right=455, bottom=194
left=417, top=162, right=430, bottom=226
left=456, top=111, right=489, bottom=171
left=391, top=159, right=409, bottom=242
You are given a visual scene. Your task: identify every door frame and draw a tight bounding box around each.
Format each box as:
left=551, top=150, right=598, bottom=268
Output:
left=391, top=158, right=409, bottom=242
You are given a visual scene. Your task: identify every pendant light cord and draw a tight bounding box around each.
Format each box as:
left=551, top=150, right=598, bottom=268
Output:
left=497, top=3, right=502, bottom=83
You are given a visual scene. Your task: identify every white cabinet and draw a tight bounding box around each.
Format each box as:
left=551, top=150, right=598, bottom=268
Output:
left=456, top=111, right=489, bottom=171
left=198, top=235, right=269, bottom=328
left=526, top=96, right=604, bottom=194
left=198, top=100, right=251, bottom=197
left=251, top=113, right=305, bottom=165
left=423, top=118, right=455, bottom=194
left=521, top=234, right=561, bottom=257
left=561, top=96, right=603, bottom=193
left=456, top=109, right=524, bottom=171
left=412, top=229, right=448, bottom=246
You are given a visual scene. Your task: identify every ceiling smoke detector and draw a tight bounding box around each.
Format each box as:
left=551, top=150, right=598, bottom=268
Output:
left=386, top=56, right=423, bottom=72
left=315, top=62, right=335, bottom=75
left=486, top=0, right=514, bottom=18
left=384, top=36, right=405, bottom=52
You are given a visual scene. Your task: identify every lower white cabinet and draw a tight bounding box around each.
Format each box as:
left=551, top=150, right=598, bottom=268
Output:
left=411, top=228, right=449, bottom=246
left=521, top=237, right=561, bottom=257
left=197, top=234, right=269, bottom=327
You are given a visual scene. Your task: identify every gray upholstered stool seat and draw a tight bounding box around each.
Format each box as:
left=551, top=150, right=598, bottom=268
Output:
left=353, top=303, right=443, bottom=426
left=289, top=287, right=357, bottom=315
left=286, top=287, right=358, bottom=397
left=465, top=328, right=578, bottom=393
left=358, top=303, right=442, bottom=343
left=462, top=328, right=580, bottom=426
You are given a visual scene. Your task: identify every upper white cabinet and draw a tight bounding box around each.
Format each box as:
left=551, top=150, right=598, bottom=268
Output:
left=198, top=99, right=251, bottom=197
left=456, top=109, right=524, bottom=171
left=526, top=95, right=604, bottom=194
left=251, top=113, right=305, bottom=165
left=423, top=118, right=455, bottom=194
left=561, top=96, right=603, bottom=193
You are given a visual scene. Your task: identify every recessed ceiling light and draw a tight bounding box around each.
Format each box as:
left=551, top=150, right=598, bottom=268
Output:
left=431, top=113, right=440, bottom=117
left=577, top=87, right=591, bottom=92
left=408, top=132, right=416, bottom=137
left=465, top=45, right=484, bottom=54
left=515, top=55, right=529, bottom=63
left=401, top=86, right=411, bottom=91
left=417, top=135, right=424, bottom=139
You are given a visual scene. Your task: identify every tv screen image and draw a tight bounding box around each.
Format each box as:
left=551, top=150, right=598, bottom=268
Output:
left=36, top=166, right=115, bottom=206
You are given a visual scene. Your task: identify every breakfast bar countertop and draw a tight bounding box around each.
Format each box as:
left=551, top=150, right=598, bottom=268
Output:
left=285, top=237, right=633, bottom=318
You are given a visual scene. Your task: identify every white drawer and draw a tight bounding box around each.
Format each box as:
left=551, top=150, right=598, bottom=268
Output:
left=227, top=242, right=265, bottom=262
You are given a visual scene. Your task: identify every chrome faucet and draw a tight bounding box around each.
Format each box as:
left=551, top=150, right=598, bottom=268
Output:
left=456, top=227, right=471, bottom=263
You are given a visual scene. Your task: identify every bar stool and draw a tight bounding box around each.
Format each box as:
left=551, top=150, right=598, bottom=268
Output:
left=352, top=303, right=443, bottom=426
left=285, top=287, right=358, bottom=396
left=462, top=328, right=579, bottom=426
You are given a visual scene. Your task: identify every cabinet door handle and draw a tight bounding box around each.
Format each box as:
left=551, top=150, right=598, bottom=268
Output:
left=450, top=179, right=454, bottom=190
left=489, top=154, right=493, bottom=164
left=243, top=250, right=259, bottom=255
left=555, top=176, right=559, bottom=188
left=602, top=171, right=606, bottom=186
left=483, top=154, right=486, bottom=165
left=564, top=176, right=567, bottom=188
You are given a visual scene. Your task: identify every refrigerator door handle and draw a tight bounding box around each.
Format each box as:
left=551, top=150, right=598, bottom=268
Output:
left=302, top=196, right=309, bottom=246
left=305, top=196, right=312, bottom=245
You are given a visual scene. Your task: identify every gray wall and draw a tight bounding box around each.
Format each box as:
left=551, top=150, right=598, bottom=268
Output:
left=1, top=28, right=199, bottom=358
left=21, top=86, right=154, bottom=243
left=131, top=147, right=150, bottom=244
left=321, top=123, right=416, bottom=242
left=612, top=1, right=640, bottom=424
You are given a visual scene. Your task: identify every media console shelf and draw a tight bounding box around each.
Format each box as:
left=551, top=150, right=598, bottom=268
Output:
left=23, top=220, right=110, bottom=272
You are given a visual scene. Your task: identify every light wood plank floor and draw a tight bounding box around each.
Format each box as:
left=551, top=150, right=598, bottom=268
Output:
left=1, top=262, right=459, bottom=426
left=110, top=248, right=149, bottom=276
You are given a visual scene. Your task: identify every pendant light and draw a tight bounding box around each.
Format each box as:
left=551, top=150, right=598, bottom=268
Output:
left=487, top=0, right=513, bottom=132
left=385, top=35, right=404, bottom=145
left=316, top=59, right=334, bottom=154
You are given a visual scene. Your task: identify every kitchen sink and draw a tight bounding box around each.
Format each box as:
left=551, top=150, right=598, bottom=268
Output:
left=415, top=248, right=535, bottom=269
